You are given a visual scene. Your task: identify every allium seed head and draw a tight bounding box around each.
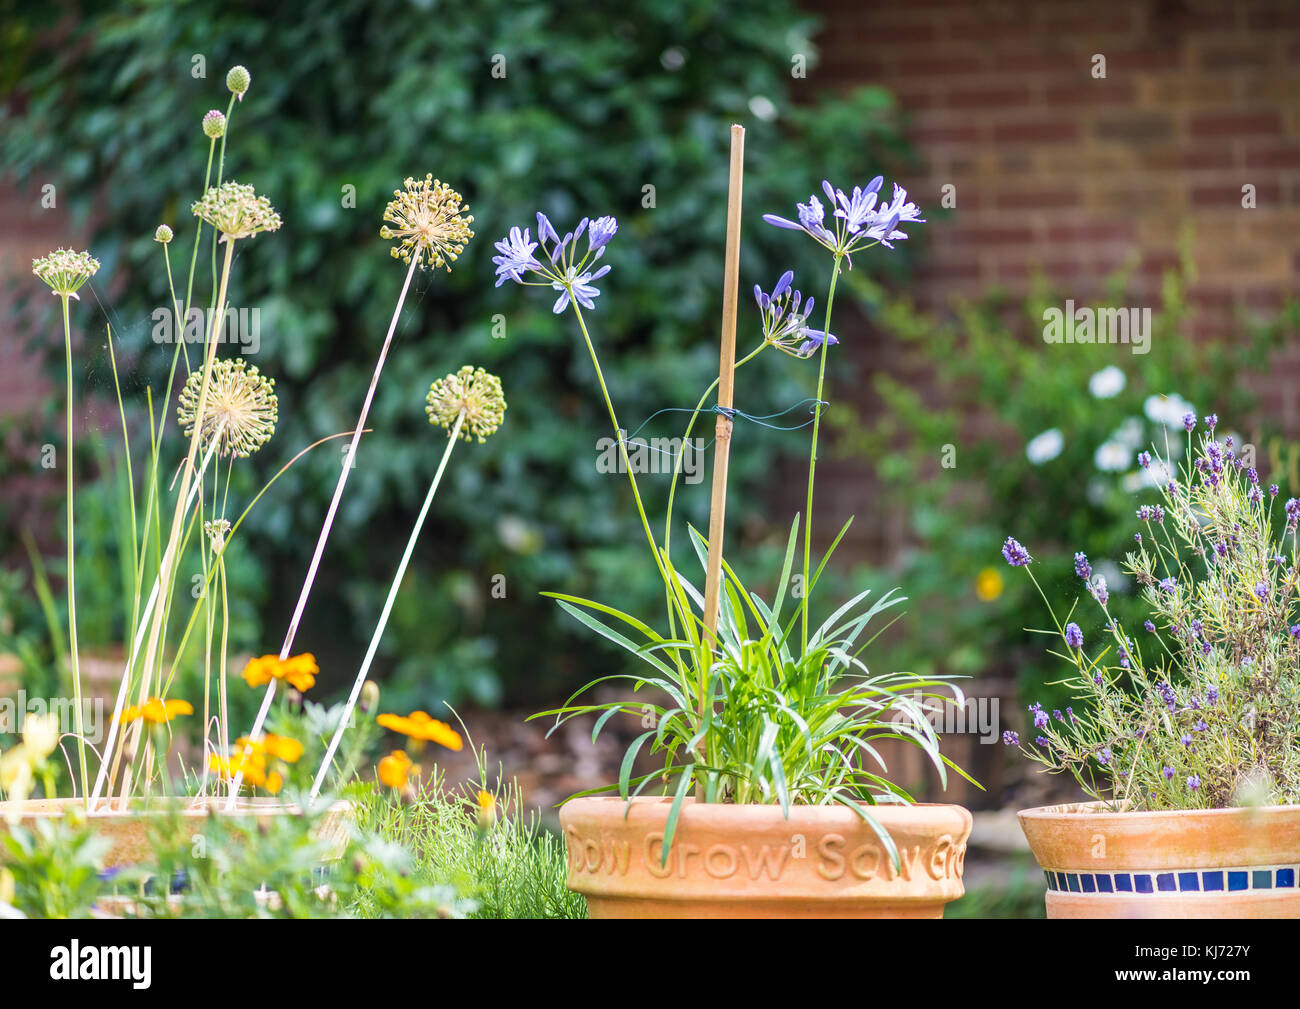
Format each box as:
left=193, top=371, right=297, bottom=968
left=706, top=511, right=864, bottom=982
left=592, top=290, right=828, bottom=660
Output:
left=178, top=358, right=278, bottom=458
left=426, top=366, right=506, bottom=443
left=154, top=225, right=174, bottom=244
left=192, top=182, right=281, bottom=241
left=381, top=174, right=474, bottom=271
left=32, top=248, right=100, bottom=299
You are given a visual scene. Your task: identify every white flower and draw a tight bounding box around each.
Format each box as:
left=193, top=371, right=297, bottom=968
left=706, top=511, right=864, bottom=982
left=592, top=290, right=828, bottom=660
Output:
left=1025, top=428, right=1064, bottom=465
left=21, top=713, right=58, bottom=760
left=1112, top=417, right=1144, bottom=449
left=1144, top=393, right=1194, bottom=428
left=1094, top=440, right=1131, bottom=472
left=1088, top=366, right=1126, bottom=399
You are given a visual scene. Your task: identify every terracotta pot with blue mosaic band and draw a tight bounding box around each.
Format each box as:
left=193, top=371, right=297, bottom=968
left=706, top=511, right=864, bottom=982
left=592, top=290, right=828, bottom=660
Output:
left=1019, top=801, right=1300, bottom=918
left=560, top=796, right=972, bottom=918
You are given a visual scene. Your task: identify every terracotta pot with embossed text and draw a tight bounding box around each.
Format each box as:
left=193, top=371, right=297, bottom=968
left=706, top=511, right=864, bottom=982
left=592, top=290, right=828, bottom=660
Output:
left=560, top=796, right=972, bottom=918
left=1019, top=801, right=1300, bottom=918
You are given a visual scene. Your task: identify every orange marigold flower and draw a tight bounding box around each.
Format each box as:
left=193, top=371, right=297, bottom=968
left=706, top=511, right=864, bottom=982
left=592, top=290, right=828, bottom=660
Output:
left=241, top=652, right=318, bottom=692
left=261, top=733, right=304, bottom=764
left=377, top=749, right=414, bottom=789
left=375, top=710, right=462, bottom=751
left=121, top=698, right=194, bottom=726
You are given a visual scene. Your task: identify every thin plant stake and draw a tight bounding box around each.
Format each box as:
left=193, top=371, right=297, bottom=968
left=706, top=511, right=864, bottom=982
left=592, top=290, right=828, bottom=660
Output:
left=701, top=123, right=745, bottom=647
left=308, top=411, right=465, bottom=801
left=227, top=255, right=418, bottom=807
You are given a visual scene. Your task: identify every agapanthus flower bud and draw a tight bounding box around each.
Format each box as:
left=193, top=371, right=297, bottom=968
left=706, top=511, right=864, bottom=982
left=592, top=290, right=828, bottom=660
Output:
left=226, top=64, right=251, bottom=99
left=426, top=366, right=506, bottom=443
left=32, top=248, right=100, bottom=299
left=177, top=358, right=278, bottom=458
left=202, top=109, right=227, bottom=138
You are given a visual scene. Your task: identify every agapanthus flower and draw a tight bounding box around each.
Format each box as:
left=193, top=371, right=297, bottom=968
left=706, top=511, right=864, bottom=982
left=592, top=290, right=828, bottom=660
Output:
left=753, top=270, right=837, bottom=359
left=1002, top=537, right=1032, bottom=566
left=381, top=174, right=474, bottom=270
left=763, top=176, right=924, bottom=261
left=192, top=182, right=281, bottom=241
left=494, top=213, right=617, bottom=314
left=32, top=248, right=100, bottom=299
left=426, top=366, right=507, bottom=443
left=1065, top=622, right=1083, bottom=649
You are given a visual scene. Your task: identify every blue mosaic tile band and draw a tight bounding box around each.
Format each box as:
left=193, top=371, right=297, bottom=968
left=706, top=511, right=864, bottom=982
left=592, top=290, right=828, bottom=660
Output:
left=1043, top=866, right=1300, bottom=895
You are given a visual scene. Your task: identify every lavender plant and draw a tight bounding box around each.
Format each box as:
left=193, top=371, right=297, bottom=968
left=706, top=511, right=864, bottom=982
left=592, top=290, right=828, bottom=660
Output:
left=1002, top=415, right=1300, bottom=810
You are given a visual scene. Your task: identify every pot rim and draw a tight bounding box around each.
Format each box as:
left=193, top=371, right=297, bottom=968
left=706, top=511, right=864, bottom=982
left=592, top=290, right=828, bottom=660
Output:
left=1018, top=799, right=1300, bottom=822
left=0, top=795, right=350, bottom=819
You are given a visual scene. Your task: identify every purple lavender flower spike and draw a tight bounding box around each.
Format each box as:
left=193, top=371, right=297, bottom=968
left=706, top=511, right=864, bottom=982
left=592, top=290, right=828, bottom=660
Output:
left=1002, top=537, right=1032, bottom=566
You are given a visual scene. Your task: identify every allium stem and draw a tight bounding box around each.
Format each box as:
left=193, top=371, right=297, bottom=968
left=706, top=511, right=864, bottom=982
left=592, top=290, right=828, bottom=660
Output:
left=308, top=410, right=464, bottom=802
left=228, top=255, right=419, bottom=806
left=60, top=294, right=89, bottom=799
left=802, top=256, right=842, bottom=651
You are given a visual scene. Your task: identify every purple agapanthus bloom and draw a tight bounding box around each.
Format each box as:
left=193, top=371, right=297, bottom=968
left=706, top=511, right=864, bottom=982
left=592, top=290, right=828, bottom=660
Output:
left=1074, top=551, right=1091, bottom=580
left=1002, top=536, right=1032, bottom=566
left=492, top=226, right=541, bottom=286
left=764, top=176, right=924, bottom=260
left=494, top=213, right=618, bottom=314
left=1065, top=622, right=1083, bottom=649
left=753, top=270, right=837, bottom=358
left=1002, top=730, right=1019, bottom=746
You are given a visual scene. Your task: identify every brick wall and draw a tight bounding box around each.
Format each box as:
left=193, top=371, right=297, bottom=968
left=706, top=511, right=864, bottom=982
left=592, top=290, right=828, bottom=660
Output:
left=796, top=0, right=1300, bottom=559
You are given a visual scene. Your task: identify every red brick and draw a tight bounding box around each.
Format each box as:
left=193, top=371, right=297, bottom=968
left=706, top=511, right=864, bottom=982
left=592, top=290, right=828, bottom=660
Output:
left=1189, top=112, right=1283, bottom=138
left=992, top=121, right=1080, bottom=143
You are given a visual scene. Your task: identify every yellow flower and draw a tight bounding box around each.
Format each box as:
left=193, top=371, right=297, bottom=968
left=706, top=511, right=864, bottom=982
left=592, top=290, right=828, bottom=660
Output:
left=975, top=566, right=1004, bottom=602
left=120, top=697, right=194, bottom=726
left=0, top=749, right=34, bottom=807
left=261, top=734, right=304, bottom=764
left=377, top=749, right=415, bottom=790
left=241, top=652, right=318, bottom=692
left=376, top=711, right=462, bottom=751
left=476, top=789, right=497, bottom=828
left=0, top=867, right=14, bottom=907
left=21, top=713, right=59, bottom=760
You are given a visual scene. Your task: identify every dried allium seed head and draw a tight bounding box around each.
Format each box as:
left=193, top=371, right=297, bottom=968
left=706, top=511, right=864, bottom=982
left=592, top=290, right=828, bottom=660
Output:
left=204, top=518, right=232, bottom=552
left=32, top=248, right=100, bottom=298
left=192, top=182, right=282, bottom=241
left=426, top=366, right=506, bottom=443
left=178, top=358, right=278, bottom=458
left=155, top=225, right=174, bottom=244
left=202, top=109, right=227, bottom=139
left=380, top=174, right=474, bottom=271
left=226, top=65, right=251, bottom=99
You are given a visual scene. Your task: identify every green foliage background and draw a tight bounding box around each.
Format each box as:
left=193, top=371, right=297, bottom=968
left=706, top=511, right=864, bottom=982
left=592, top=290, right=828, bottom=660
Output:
left=0, top=0, right=917, bottom=711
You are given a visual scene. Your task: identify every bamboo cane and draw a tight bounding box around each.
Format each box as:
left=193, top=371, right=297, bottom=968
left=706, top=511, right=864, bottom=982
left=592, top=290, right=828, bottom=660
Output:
left=701, top=124, right=745, bottom=647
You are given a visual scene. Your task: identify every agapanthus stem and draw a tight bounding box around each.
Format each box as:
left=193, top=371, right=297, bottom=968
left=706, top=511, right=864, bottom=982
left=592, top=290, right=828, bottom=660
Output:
left=802, top=256, right=843, bottom=651
left=309, top=411, right=464, bottom=802
left=228, top=255, right=419, bottom=806
left=60, top=294, right=89, bottom=799
left=571, top=304, right=671, bottom=589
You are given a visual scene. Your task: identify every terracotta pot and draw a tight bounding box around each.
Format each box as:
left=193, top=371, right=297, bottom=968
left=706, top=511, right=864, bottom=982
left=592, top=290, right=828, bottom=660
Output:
left=560, top=796, right=972, bottom=918
left=1019, top=801, right=1300, bottom=918
left=0, top=796, right=352, bottom=867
